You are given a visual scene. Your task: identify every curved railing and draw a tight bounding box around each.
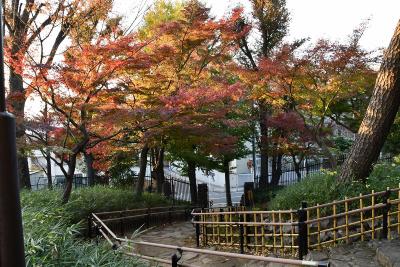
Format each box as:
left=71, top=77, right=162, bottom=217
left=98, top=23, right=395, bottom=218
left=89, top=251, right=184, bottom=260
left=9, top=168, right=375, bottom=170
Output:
left=90, top=209, right=329, bottom=266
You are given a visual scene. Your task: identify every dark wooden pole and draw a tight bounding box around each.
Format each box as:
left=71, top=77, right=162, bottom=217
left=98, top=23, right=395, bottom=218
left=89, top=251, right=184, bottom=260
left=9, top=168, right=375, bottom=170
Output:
left=0, top=1, right=26, bottom=266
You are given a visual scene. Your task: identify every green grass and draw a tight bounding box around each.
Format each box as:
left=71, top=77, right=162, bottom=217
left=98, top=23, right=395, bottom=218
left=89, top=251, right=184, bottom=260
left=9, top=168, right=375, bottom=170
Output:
left=265, top=158, right=400, bottom=211
left=21, top=186, right=175, bottom=266
left=22, top=185, right=176, bottom=224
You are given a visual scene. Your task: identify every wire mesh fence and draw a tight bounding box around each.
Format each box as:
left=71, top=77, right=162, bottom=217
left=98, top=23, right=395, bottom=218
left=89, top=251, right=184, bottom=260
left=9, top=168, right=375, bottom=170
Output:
left=30, top=175, right=88, bottom=191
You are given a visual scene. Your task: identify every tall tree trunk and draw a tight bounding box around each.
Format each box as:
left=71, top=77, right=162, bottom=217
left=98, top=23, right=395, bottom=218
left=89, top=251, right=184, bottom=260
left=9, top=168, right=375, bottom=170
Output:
left=315, top=134, right=337, bottom=169
left=46, top=152, right=52, bottom=189
left=258, top=103, right=269, bottom=189
left=291, top=154, right=302, bottom=182
left=136, top=144, right=149, bottom=196
left=84, top=152, right=95, bottom=186
left=9, top=35, right=30, bottom=190
left=154, top=147, right=165, bottom=194
left=224, top=159, right=232, bottom=207
left=187, top=159, right=197, bottom=205
left=10, top=72, right=31, bottom=189
left=340, top=20, right=400, bottom=182
left=62, top=156, right=77, bottom=204
left=271, top=154, right=282, bottom=186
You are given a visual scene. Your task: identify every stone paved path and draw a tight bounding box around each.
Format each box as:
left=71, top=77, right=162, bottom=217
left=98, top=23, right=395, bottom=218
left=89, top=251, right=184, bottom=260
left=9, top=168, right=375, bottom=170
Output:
left=129, top=221, right=400, bottom=266
left=307, top=239, right=400, bottom=267
left=129, top=222, right=294, bottom=267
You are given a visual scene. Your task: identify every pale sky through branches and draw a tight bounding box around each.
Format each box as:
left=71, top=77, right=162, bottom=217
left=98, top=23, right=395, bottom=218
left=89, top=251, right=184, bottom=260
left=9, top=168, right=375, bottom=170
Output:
left=115, top=0, right=400, bottom=51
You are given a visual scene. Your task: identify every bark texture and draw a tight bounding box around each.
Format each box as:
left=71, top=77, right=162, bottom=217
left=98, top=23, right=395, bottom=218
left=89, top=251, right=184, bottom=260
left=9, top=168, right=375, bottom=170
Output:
left=271, top=154, right=282, bottom=186
left=154, top=147, right=165, bottom=194
left=135, top=144, right=149, bottom=196
left=258, top=103, right=269, bottom=189
left=187, top=160, right=197, bottom=205
left=224, top=160, right=232, bottom=206
left=62, top=156, right=77, bottom=204
left=339, top=20, right=400, bottom=182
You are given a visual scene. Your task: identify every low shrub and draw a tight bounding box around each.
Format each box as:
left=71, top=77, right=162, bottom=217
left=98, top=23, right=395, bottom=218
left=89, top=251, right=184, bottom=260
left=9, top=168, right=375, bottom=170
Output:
left=21, top=186, right=176, bottom=266
left=267, top=159, right=400, bottom=211
left=22, top=185, right=175, bottom=224
left=22, top=192, right=144, bottom=266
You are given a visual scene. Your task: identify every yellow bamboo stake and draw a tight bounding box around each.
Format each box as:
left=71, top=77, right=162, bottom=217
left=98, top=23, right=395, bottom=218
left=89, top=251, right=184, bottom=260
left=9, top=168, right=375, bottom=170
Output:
left=317, top=204, right=321, bottom=249
left=307, top=209, right=310, bottom=249
left=387, top=187, right=391, bottom=239
left=345, top=197, right=349, bottom=244
left=217, top=210, right=220, bottom=244
left=254, top=213, right=258, bottom=253
left=290, top=211, right=295, bottom=256
left=371, top=190, right=375, bottom=240
left=230, top=207, right=233, bottom=245
left=333, top=201, right=337, bottom=243
left=244, top=212, right=247, bottom=247
left=279, top=212, right=283, bottom=254
left=272, top=211, right=276, bottom=253
left=398, top=183, right=400, bottom=235
left=261, top=213, right=265, bottom=255
left=225, top=210, right=228, bottom=245
left=210, top=210, right=214, bottom=244
left=360, top=193, right=364, bottom=241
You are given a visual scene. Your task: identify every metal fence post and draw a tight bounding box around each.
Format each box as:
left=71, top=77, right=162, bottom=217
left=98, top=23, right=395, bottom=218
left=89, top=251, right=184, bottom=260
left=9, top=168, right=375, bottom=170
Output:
left=171, top=248, right=182, bottom=267
left=239, top=214, right=245, bottom=254
left=382, top=189, right=391, bottom=239
left=297, top=201, right=308, bottom=260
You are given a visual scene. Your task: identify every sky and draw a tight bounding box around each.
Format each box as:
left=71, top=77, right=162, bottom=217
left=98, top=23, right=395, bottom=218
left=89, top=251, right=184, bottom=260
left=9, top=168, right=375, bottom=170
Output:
left=114, top=0, right=400, bottom=51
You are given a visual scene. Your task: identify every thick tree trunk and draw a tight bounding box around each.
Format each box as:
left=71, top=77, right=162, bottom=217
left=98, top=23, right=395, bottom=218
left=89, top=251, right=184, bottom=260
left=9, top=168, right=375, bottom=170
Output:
left=9, top=59, right=31, bottom=189
left=258, top=103, right=269, bottom=189
left=187, top=160, right=197, bottom=205
left=17, top=153, right=30, bottom=189
left=136, top=144, right=149, bottom=196
left=154, top=147, right=165, bottom=194
left=62, top=157, right=77, bottom=204
left=339, top=20, right=400, bottom=182
left=224, top=160, right=232, bottom=207
left=62, top=175, right=74, bottom=204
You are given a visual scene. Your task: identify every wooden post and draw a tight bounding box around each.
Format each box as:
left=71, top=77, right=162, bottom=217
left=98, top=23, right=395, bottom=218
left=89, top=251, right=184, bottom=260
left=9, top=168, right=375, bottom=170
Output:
left=87, top=215, right=93, bottom=238
left=195, top=214, right=200, bottom=247
left=239, top=214, right=244, bottom=254
left=297, top=201, right=308, bottom=260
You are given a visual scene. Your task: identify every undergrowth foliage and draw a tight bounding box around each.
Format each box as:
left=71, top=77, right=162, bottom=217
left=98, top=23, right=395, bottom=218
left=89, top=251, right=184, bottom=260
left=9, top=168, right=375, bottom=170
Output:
left=268, top=159, right=400, bottom=210
left=21, top=186, right=173, bottom=266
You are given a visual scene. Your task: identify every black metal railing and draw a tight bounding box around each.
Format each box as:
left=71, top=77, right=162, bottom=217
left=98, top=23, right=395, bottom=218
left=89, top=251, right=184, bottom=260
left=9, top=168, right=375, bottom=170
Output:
left=88, top=205, right=193, bottom=238
left=254, top=154, right=392, bottom=189
left=30, top=175, right=88, bottom=190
